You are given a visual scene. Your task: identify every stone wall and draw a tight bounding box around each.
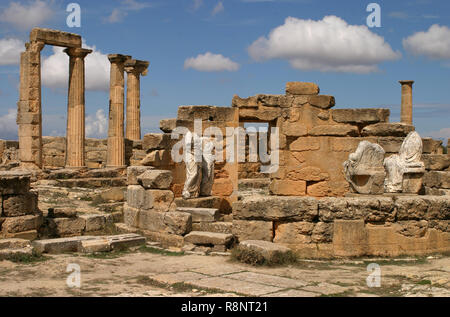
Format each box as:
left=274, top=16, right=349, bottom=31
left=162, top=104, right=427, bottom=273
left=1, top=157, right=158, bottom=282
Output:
left=233, top=82, right=444, bottom=197
left=422, top=154, right=450, bottom=195
left=232, top=195, right=450, bottom=258
left=0, top=171, right=43, bottom=240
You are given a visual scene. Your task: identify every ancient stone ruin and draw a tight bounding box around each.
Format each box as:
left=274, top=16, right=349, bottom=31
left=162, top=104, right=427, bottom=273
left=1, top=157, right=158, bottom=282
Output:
left=0, top=28, right=449, bottom=260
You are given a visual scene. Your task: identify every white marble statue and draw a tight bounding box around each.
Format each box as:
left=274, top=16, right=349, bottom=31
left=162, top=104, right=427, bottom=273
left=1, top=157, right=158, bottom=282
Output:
left=383, top=131, right=425, bottom=193
left=343, top=141, right=386, bottom=194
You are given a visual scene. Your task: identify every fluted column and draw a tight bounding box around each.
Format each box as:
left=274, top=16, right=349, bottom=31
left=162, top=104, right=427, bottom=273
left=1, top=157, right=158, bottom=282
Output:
left=107, top=54, right=130, bottom=167
left=64, top=47, right=92, bottom=168
left=399, top=80, right=414, bottom=125
left=125, top=59, right=149, bottom=141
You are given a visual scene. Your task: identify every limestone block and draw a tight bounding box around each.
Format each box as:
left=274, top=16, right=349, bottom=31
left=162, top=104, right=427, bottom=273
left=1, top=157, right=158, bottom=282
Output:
left=232, top=220, right=273, bottom=242
left=176, top=207, right=219, bottom=223
left=143, top=133, right=170, bottom=152
left=331, top=109, right=390, bottom=125
left=274, top=221, right=315, bottom=245
left=192, top=222, right=232, bottom=234
left=232, top=95, right=258, bottom=108
left=79, top=239, right=111, bottom=253
left=237, top=240, right=292, bottom=263
left=289, top=137, right=320, bottom=151
left=127, top=166, right=154, bottom=185
left=137, top=169, right=173, bottom=189
left=232, top=196, right=318, bottom=221
left=123, top=203, right=140, bottom=227
left=138, top=209, right=191, bottom=235
left=308, top=95, right=335, bottom=109
left=422, top=138, right=443, bottom=154
left=2, top=192, right=38, bottom=217
left=127, top=185, right=153, bottom=210
left=50, top=217, right=85, bottom=236
left=332, top=220, right=367, bottom=257
left=30, top=28, right=82, bottom=48
left=47, top=207, right=77, bottom=218
left=79, top=214, right=106, bottom=232
left=393, top=221, right=428, bottom=238
left=238, top=106, right=281, bottom=121
left=286, top=166, right=329, bottom=181
left=162, top=211, right=192, bottom=235
left=148, top=190, right=174, bottom=212
left=422, top=154, right=450, bottom=171
left=423, top=171, right=450, bottom=189
left=361, top=123, right=415, bottom=137
left=269, top=179, right=306, bottom=196
left=257, top=94, right=289, bottom=107
left=212, top=178, right=233, bottom=196
left=107, top=234, right=146, bottom=250
left=177, top=105, right=235, bottom=122
left=307, top=181, right=331, bottom=197
left=184, top=231, right=234, bottom=246
left=308, top=125, right=358, bottom=136
left=311, top=222, right=333, bottom=243
left=0, top=238, right=31, bottom=250
left=286, top=82, right=319, bottom=95
left=0, top=171, right=31, bottom=195
left=1, top=214, right=43, bottom=234
left=174, top=196, right=223, bottom=209
left=281, top=121, right=308, bottom=137
left=159, top=119, right=176, bottom=133
left=32, top=236, right=98, bottom=254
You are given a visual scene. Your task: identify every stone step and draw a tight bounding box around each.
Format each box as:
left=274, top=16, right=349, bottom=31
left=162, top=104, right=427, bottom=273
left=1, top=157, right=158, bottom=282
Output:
left=55, top=177, right=127, bottom=189
left=238, top=178, right=270, bottom=191
left=0, top=238, right=31, bottom=250
left=32, top=233, right=146, bottom=254
left=174, top=196, right=223, bottom=209
left=176, top=207, right=220, bottom=223
left=192, top=222, right=232, bottom=234
left=237, top=240, right=292, bottom=264
left=47, top=167, right=125, bottom=180
left=184, top=231, right=234, bottom=246
left=0, top=247, right=33, bottom=260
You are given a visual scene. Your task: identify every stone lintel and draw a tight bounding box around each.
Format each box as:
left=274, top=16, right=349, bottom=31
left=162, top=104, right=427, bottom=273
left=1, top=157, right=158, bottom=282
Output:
left=30, top=28, right=82, bottom=48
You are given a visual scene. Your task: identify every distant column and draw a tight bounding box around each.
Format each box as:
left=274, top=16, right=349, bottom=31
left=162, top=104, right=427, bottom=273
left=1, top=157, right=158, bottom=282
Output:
left=125, top=59, right=149, bottom=141
left=107, top=54, right=130, bottom=167
left=399, top=80, right=414, bottom=125
left=64, top=47, right=92, bottom=168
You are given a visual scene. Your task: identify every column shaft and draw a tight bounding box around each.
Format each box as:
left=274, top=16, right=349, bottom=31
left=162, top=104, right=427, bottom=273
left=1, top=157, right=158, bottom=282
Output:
left=399, top=80, right=414, bottom=125
left=126, top=71, right=141, bottom=140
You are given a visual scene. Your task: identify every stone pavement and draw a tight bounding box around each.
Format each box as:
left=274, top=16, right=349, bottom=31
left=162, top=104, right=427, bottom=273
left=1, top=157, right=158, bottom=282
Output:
left=0, top=248, right=448, bottom=297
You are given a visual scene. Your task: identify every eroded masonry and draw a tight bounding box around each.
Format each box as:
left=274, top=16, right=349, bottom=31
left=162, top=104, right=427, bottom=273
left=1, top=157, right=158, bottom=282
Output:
left=0, top=28, right=449, bottom=259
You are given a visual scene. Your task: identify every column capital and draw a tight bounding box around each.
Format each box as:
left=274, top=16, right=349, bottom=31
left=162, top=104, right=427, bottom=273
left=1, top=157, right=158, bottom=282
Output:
left=26, top=41, right=45, bottom=52
left=64, top=47, right=92, bottom=59
left=124, top=59, right=150, bottom=76
left=399, top=80, right=414, bottom=85
left=108, top=54, right=131, bottom=64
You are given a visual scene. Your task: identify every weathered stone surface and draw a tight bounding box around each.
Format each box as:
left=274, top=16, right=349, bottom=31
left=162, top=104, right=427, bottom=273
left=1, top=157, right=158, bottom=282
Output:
left=174, top=196, right=222, bottom=209
left=143, top=133, right=170, bottom=152
left=377, top=137, right=404, bottom=153
left=0, top=171, right=31, bottom=195
left=79, top=239, right=111, bottom=253
left=307, top=181, right=332, bottom=197
left=192, top=222, right=232, bottom=234
left=177, top=105, right=235, bottom=122
left=32, top=236, right=96, bottom=254
left=1, top=214, right=42, bottom=234
left=127, top=166, right=154, bottom=185
left=30, top=28, right=81, bottom=48
left=162, top=211, right=192, bottom=235
left=107, top=233, right=146, bottom=250
left=0, top=238, right=31, bottom=250
left=238, top=240, right=291, bottom=262
left=423, top=171, right=450, bottom=189
left=49, top=217, right=85, bottom=236
left=137, top=169, right=172, bottom=189
left=232, top=95, right=258, bottom=108
left=343, top=141, right=386, bottom=194
left=393, top=220, right=428, bottom=238
left=331, top=109, right=390, bottom=125
left=127, top=185, right=153, bottom=210
left=269, top=179, right=306, bottom=196
left=138, top=209, right=192, bottom=235
left=159, top=119, right=176, bottom=133
left=100, top=187, right=126, bottom=202
left=289, top=137, right=320, bottom=151
left=395, top=196, right=450, bottom=220
left=148, top=190, right=174, bottom=212
left=184, top=231, right=233, bottom=246
left=123, top=203, right=140, bottom=227
left=308, top=125, right=358, bottom=136
left=232, top=220, right=273, bottom=242
left=47, top=207, right=77, bottom=218
left=422, top=138, right=443, bottom=154
left=176, top=207, right=219, bottom=223
left=281, top=121, right=308, bottom=137
left=286, top=166, right=329, bottom=182
left=422, top=154, right=450, bottom=171
left=274, top=221, right=314, bottom=245
left=286, top=82, right=319, bottom=95
left=79, top=214, right=106, bottom=232
left=2, top=192, right=38, bottom=217
left=361, top=123, right=415, bottom=137
left=308, top=95, right=335, bottom=109
left=238, top=107, right=281, bottom=121
left=233, top=196, right=318, bottom=221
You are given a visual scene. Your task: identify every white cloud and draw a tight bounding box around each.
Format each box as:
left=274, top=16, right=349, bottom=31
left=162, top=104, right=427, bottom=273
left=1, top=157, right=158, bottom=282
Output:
left=104, top=8, right=127, bottom=23
left=104, top=0, right=156, bottom=23
left=0, top=38, right=24, bottom=65
left=212, top=1, right=224, bottom=15
left=424, top=127, right=450, bottom=144
left=184, top=52, right=240, bottom=72
left=86, top=109, right=107, bottom=138
left=42, top=43, right=110, bottom=91
left=403, top=24, right=450, bottom=60
left=248, top=15, right=401, bottom=73
left=0, top=0, right=55, bottom=30
left=0, top=109, right=18, bottom=140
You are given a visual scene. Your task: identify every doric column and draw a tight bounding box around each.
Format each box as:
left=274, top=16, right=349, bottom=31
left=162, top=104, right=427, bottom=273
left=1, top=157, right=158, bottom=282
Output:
left=107, top=54, right=130, bottom=167
left=125, top=59, right=149, bottom=141
left=399, top=80, right=414, bottom=125
left=64, top=47, right=92, bottom=168
left=17, top=41, right=45, bottom=169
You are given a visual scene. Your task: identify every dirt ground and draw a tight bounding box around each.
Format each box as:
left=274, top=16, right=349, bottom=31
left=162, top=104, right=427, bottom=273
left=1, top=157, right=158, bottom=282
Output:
left=0, top=247, right=449, bottom=297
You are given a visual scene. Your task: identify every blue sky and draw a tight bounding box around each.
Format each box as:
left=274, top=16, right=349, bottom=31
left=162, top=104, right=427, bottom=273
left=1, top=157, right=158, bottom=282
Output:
left=0, top=0, right=449, bottom=144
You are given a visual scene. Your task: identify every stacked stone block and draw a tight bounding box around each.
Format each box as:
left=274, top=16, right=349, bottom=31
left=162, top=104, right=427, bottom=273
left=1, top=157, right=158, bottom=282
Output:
left=232, top=195, right=450, bottom=258
left=0, top=171, right=42, bottom=240
left=124, top=166, right=192, bottom=247
left=422, top=154, right=450, bottom=195
left=233, top=81, right=443, bottom=197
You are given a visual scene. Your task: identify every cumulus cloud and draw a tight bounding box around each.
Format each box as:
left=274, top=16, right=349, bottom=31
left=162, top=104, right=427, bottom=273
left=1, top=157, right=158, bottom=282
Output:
left=212, top=1, right=224, bottom=16
left=0, top=38, right=24, bottom=65
left=104, top=0, right=156, bottom=23
left=0, top=109, right=18, bottom=140
left=0, top=0, right=55, bottom=30
left=86, top=109, right=107, bottom=138
left=184, top=52, right=240, bottom=72
left=403, top=24, right=450, bottom=60
left=42, top=43, right=110, bottom=91
left=248, top=15, right=401, bottom=73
